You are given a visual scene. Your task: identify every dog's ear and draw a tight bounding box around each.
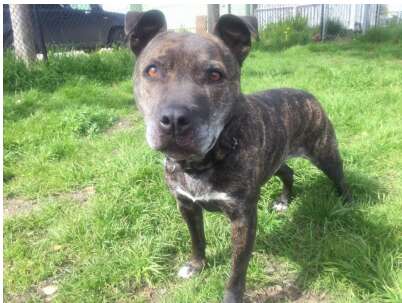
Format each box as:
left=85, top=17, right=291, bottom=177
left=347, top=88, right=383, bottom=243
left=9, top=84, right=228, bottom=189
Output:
left=125, top=10, right=167, bottom=56
left=214, top=14, right=251, bottom=65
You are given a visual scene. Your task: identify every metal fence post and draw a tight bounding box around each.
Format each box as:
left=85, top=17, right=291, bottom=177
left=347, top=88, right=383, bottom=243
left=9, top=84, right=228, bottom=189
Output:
left=374, top=4, right=380, bottom=27
left=207, top=4, right=220, bottom=33
left=320, top=4, right=326, bottom=41
left=362, top=4, right=369, bottom=33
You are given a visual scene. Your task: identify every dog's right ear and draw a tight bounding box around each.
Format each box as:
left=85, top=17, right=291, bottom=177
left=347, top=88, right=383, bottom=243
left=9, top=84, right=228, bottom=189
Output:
left=125, top=10, right=167, bottom=56
left=214, top=14, right=251, bottom=65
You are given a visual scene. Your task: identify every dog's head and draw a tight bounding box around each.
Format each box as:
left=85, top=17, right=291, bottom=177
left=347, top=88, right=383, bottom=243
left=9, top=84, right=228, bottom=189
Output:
left=126, top=10, right=251, bottom=161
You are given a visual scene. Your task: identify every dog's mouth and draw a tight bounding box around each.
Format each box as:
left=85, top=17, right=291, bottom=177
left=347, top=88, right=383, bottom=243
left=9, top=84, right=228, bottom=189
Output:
left=161, top=134, right=217, bottom=161
left=146, top=117, right=228, bottom=162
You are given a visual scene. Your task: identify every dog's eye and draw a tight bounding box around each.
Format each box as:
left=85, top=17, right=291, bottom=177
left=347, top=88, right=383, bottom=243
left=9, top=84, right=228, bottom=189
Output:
left=207, top=69, right=223, bottom=82
left=145, top=65, right=159, bottom=78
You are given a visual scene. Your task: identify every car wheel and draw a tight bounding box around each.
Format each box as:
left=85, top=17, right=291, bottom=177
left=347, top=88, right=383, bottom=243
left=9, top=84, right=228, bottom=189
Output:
left=108, top=27, right=125, bottom=47
left=3, top=31, right=14, bottom=50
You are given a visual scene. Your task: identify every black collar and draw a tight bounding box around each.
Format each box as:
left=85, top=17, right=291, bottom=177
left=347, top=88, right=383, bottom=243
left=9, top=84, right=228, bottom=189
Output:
left=174, top=135, right=238, bottom=174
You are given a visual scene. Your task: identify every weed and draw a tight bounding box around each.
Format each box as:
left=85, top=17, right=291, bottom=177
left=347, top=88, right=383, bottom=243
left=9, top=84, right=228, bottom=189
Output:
left=62, top=107, right=117, bottom=137
left=257, top=17, right=317, bottom=51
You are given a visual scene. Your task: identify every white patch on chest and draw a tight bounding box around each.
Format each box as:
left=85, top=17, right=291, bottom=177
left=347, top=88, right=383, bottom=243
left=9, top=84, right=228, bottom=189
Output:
left=176, top=186, right=232, bottom=203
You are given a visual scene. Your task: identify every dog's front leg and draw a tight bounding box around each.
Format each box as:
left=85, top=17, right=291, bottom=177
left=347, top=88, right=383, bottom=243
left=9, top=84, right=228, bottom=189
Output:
left=177, top=199, right=206, bottom=279
left=223, top=206, right=257, bottom=303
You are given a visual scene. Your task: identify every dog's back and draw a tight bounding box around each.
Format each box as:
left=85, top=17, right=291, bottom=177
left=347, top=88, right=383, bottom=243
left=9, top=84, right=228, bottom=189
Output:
left=248, top=88, right=336, bottom=159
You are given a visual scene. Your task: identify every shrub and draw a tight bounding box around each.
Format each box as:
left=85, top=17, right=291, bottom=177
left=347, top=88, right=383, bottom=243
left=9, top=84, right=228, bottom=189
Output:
left=325, top=19, right=348, bottom=39
left=360, top=22, right=402, bottom=43
left=257, top=17, right=316, bottom=51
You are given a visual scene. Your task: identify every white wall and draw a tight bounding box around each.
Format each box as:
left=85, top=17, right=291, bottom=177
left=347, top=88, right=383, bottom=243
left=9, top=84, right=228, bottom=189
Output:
left=143, top=4, right=206, bottom=32
left=102, top=4, right=251, bottom=32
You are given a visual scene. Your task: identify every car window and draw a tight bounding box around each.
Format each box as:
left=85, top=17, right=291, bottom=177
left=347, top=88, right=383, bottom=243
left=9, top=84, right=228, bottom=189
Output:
left=69, top=4, right=91, bottom=11
left=36, top=5, right=64, bottom=10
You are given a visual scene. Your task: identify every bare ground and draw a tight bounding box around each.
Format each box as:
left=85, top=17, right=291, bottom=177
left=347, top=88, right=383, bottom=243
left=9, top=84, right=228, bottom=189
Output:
left=3, top=186, right=95, bottom=217
left=106, top=117, right=134, bottom=135
left=246, top=284, right=329, bottom=303
left=245, top=258, right=330, bottom=303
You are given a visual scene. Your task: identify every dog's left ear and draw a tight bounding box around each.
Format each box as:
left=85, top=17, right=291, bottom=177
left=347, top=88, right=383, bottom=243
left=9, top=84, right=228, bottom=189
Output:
left=214, top=14, right=251, bottom=65
left=125, top=10, right=167, bottom=56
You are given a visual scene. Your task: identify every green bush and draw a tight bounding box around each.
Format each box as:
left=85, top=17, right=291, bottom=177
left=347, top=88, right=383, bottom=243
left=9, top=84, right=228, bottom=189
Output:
left=360, top=23, right=402, bottom=43
left=257, top=17, right=316, bottom=51
left=325, top=19, right=348, bottom=39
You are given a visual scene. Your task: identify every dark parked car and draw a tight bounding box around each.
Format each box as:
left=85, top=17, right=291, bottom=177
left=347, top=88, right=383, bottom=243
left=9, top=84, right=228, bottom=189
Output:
left=3, top=4, right=126, bottom=50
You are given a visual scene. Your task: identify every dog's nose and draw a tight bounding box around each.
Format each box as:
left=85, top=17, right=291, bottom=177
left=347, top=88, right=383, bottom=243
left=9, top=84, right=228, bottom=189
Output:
left=159, top=106, right=191, bottom=135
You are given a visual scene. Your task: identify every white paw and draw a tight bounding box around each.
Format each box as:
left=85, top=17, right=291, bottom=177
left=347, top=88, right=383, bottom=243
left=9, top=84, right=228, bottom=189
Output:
left=273, top=202, right=288, bottom=212
left=178, top=264, right=195, bottom=279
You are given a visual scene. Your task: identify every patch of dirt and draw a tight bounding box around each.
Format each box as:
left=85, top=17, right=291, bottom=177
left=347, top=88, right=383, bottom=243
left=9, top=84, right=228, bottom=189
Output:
left=245, top=284, right=328, bottom=303
left=245, top=258, right=329, bottom=303
left=6, top=280, right=59, bottom=303
left=38, top=283, right=58, bottom=302
left=3, top=186, right=95, bottom=217
left=5, top=293, right=35, bottom=303
left=62, top=186, right=95, bottom=204
left=136, top=286, right=159, bottom=302
left=131, top=286, right=168, bottom=303
left=6, top=264, right=74, bottom=302
left=3, top=197, right=38, bottom=217
left=106, top=117, right=134, bottom=135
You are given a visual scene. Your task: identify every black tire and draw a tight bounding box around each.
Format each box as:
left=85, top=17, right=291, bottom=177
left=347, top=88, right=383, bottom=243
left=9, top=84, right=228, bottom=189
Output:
left=3, top=31, right=14, bottom=50
left=107, top=27, right=125, bottom=47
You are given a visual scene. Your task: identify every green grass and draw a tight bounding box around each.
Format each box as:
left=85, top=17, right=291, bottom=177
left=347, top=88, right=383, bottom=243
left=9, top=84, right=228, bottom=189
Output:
left=3, top=48, right=134, bottom=93
left=4, top=42, right=402, bottom=302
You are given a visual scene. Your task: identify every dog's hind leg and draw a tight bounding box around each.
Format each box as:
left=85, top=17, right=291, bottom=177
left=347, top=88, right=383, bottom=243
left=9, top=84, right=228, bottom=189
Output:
left=309, top=131, right=352, bottom=203
left=313, top=151, right=351, bottom=203
left=272, top=164, right=294, bottom=212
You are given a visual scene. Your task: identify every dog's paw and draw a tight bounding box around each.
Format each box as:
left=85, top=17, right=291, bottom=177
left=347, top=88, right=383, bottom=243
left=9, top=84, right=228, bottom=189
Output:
left=272, top=195, right=290, bottom=212
left=177, top=261, right=204, bottom=279
left=178, top=264, right=196, bottom=279
left=272, top=201, right=288, bottom=212
left=271, top=194, right=291, bottom=213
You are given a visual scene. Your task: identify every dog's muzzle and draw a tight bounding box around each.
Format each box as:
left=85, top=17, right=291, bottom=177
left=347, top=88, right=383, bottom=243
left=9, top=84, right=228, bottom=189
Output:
left=145, top=104, right=214, bottom=160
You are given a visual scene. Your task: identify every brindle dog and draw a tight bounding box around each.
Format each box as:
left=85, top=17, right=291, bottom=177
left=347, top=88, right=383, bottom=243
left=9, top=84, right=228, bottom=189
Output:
left=125, top=10, right=351, bottom=303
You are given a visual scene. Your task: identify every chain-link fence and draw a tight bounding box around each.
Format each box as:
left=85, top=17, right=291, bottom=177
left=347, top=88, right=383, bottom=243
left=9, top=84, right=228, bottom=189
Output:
left=4, top=4, right=126, bottom=63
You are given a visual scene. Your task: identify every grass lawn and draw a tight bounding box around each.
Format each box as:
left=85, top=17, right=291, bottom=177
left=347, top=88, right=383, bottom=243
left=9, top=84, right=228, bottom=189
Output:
left=3, top=41, right=402, bottom=302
